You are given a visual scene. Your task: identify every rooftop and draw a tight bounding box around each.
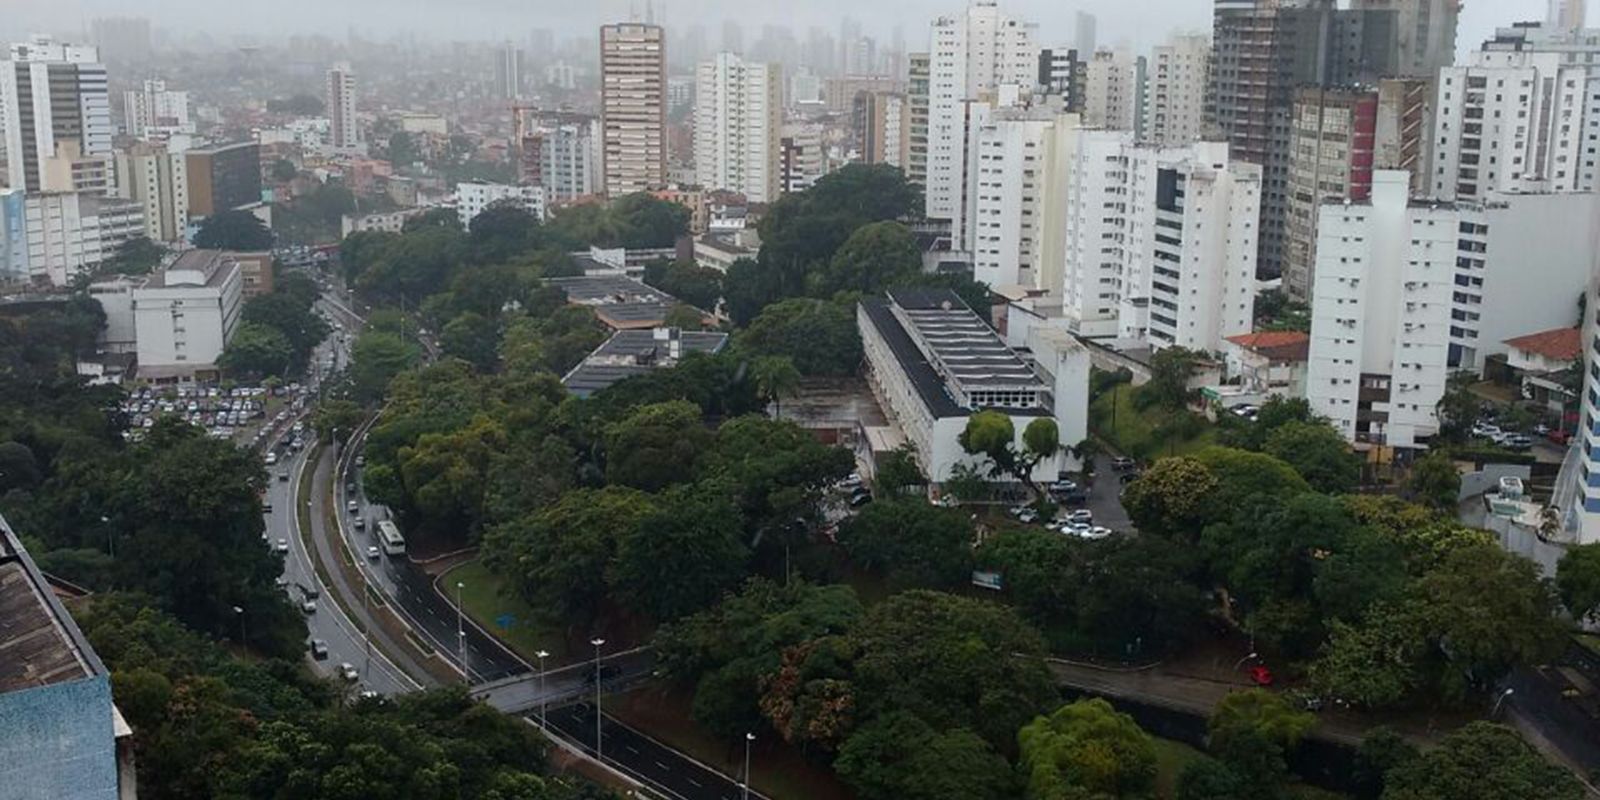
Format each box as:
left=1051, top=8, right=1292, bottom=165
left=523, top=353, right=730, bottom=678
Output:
left=0, top=515, right=105, bottom=694
left=562, top=327, right=729, bottom=397
left=1504, top=326, right=1582, bottom=362
left=1225, top=330, right=1311, bottom=362
left=141, top=249, right=239, bottom=290
left=546, top=273, right=706, bottom=330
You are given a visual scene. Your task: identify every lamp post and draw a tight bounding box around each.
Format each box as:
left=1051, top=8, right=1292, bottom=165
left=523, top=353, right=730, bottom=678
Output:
left=233, top=605, right=245, bottom=646
left=742, top=732, right=755, bottom=800
left=455, top=581, right=468, bottom=683
left=1232, top=651, right=1258, bottom=672
left=591, top=637, right=607, bottom=761
left=535, top=649, right=550, bottom=728
left=1493, top=687, right=1515, bottom=718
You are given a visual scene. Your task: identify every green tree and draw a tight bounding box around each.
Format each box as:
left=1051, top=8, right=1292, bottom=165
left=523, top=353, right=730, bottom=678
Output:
left=735, top=298, right=862, bottom=375
left=756, top=163, right=920, bottom=303
left=610, top=482, right=749, bottom=620
left=750, top=355, right=802, bottom=418
left=240, top=290, right=330, bottom=372
left=350, top=330, right=422, bottom=402
left=603, top=400, right=713, bottom=491
left=440, top=311, right=502, bottom=371
left=99, top=236, right=166, bottom=276
left=839, top=500, right=975, bottom=589
left=1351, top=727, right=1419, bottom=799
left=1556, top=543, right=1600, bottom=622
left=1206, top=690, right=1314, bottom=797
left=193, top=210, right=273, bottom=251
left=835, top=712, right=1014, bottom=800
left=958, top=411, right=1059, bottom=495
left=217, top=321, right=293, bottom=379
left=1434, top=371, right=1481, bottom=444
left=1017, top=697, right=1159, bottom=799
left=1119, top=456, right=1220, bottom=539
left=468, top=201, right=543, bottom=264
left=1263, top=420, right=1361, bottom=493
left=874, top=444, right=925, bottom=497
left=1407, top=451, right=1461, bottom=511
left=722, top=257, right=788, bottom=327
left=1141, top=346, right=1202, bottom=410
left=269, top=157, right=298, bottom=181
left=386, top=130, right=419, bottom=165
left=1382, top=722, right=1583, bottom=800
left=643, top=259, right=724, bottom=311
left=312, top=398, right=365, bottom=444
left=810, top=220, right=922, bottom=296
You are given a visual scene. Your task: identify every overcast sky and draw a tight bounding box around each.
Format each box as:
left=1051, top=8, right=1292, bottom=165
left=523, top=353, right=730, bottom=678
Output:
left=1, top=0, right=1576, bottom=55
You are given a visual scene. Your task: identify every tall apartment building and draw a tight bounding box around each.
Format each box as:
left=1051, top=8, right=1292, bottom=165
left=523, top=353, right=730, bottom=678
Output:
left=906, top=52, right=931, bottom=187
left=1209, top=0, right=1438, bottom=277
left=1083, top=48, right=1137, bottom=131
left=113, top=141, right=189, bottom=241
left=855, top=90, right=910, bottom=167
left=515, top=110, right=601, bottom=202
left=1549, top=0, right=1589, bottom=32
left=185, top=141, right=262, bottom=218
left=20, top=191, right=143, bottom=286
left=1074, top=11, right=1098, bottom=57
left=496, top=41, right=523, bottom=100
left=1432, top=50, right=1593, bottom=202
left=1139, top=33, right=1209, bottom=147
left=326, top=62, right=360, bottom=152
left=122, top=79, right=192, bottom=140
left=780, top=124, right=828, bottom=194
left=0, top=188, right=25, bottom=282
left=693, top=52, right=782, bottom=203
left=1306, top=171, right=1600, bottom=448
left=1480, top=24, right=1600, bottom=198
left=0, top=36, right=112, bottom=193
left=1037, top=48, right=1087, bottom=112
left=600, top=23, right=667, bottom=197
left=1560, top=260, right=1600, bottom=543
left=1351, top=0, right=1460, bottom=79
left=1283, top=80, right=1432, bottom=299
left=926, top=1, right=1039, bottom=234
left=966, top=104, right=1066, bottom=291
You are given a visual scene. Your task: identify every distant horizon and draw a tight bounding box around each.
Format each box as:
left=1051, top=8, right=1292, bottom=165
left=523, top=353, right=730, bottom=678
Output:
left=0, top=0, right=1571, bottom=63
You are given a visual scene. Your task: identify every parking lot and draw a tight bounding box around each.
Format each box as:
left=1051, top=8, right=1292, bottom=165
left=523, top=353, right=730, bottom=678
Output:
left=118, top=381, right=318, bottom=451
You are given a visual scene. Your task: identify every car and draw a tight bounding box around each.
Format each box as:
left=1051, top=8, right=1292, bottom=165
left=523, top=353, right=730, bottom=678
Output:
left=275, top=538, right=289, bottom=553
left=346, top=481, right=356, bottom=493
left=1008, top=505, right=1027, bottom=518
left=354, top=517, right=366, bottom=530
left=1230, top=404, right=1259, bottom=418
left=840, top=473, right=863, bottom=488
left=1057, top=489, right=1088, bottom=507
left=1502, top=434, right=1534, bottom=451
left=1085, top=526, right=1113, bottom=539
left=310, top=639, right=329, bottom=659
left=1066, top=509, right=1094, bottom=524
left=355, top=455, right=366, bottom=467
left=1549, top=429, right=1573, bottom=445
left=1249, top=665, right=1275, bottom=686
left=347, top=500, right=359, bottom=514
left=1119, top=470, right=1142, bottom=485
left=1018, top=510, right=1039, bottom=524
left=278, top=471, right=290, bottom=482
left=1534, top=423, right=1552, bottom=436
left=339, top=663, right=358, bottom=681
left=1048, top=479, right=1078, bottom=494
left=1472, top=422, right=1503, bottom=439
left=301, top=599, right=317, bottom=614
left=1062, top=522, right=1092, bottom=537
left=849, top=493, right=873, bottom=508
left=274, top=576, right=289, bottom=588
left=264, top=451, right=278, bottom=466
left=358, top=690, right=379, bottom=700
left=367, top=546, right=380, bottom=560
left=1112, top=457, right=1137, bottom=472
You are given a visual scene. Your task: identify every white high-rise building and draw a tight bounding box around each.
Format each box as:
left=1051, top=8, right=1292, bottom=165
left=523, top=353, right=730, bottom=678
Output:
left=1432, top=50, right=1592, bottom=202
left=694, top=53, right=782, bottom=203
left=1482, top=23, right=1600, bottom=203
left=1559, top=259, right=1600, bottom=544
left=1083, top=48, right=1137, bottom=131
left=926, top=2, right=1039, bottom=236
left=122, top=79, right=192, bottom=140
left=21, top=191, right=144, bottom=286
left=966, top=104, right=1067, bottom=291
left=326, top=62, right=360, bottom=152
left=454, top=181, right=546, bottom=228
left=1140, top=33, right=1209, bottom=147
left=113, top=142, right=189, bottom=242
left=601, top=23, right=667, bottom=196
left=0, top=36, right=112, bottom=193
left=1307, top=171, right=1600, bottom=448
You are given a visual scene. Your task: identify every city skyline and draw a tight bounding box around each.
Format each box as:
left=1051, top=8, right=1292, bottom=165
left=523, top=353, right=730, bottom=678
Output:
left=3, top=0, right=1571, bottom=59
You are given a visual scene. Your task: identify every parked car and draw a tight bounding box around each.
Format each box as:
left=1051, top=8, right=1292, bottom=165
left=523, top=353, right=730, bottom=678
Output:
left=1111, top=457, right=1137, bottom=472
left=301, top=599, right=317, bottom=614
left=1249, top=665, right=1275, bottom=686
left=1502, top=434, right=1534, bottom=451
left=354, top=517, right=366, bottom=530
left=309, top=639, right=328, bottom=659
left=1018, top=510, right=1039, bottom=524
left=1472, top=421, right=1503, bottom=439
left=340, top=663, right=358, bottom=681
left=1065, top=509, right=1094, bottom=524
left=1048, top=479, right=1078, bottom=495
left=1549, top=429, right=1573, bottom=445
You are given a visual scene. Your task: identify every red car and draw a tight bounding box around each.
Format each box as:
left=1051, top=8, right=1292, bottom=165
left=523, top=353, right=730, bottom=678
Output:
left=1548, top=429, right=1572, bottom=446
left=1249, top=665, right=1275, bottom=686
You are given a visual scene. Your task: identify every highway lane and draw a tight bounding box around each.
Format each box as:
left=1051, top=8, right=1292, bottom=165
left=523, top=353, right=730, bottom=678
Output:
left=473, top=648, right=656, bottom=715
left=545, top=703, right=768, bottom=800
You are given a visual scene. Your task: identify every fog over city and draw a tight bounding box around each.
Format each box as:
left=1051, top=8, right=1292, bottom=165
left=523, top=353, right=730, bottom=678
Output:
left=2, top=0, right=1569, bottom=54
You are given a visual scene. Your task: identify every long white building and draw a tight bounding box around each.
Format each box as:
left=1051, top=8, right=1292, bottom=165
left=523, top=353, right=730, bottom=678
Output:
left=128, top=249, right=244, bottom=378
left=454, top=181, right=546, bottom=228
left=1307, top=171, right=1600, bottom=448
left=1432, top=49, right=1593, bottom=202
left=0, top=36, right=112, bottom=193
left=1482, top=22, right=1600, bottom=202
left=926, top=1, right=1039, bottom=239
left=693, top=53, right=782, bottom=203
left=1139, top=32, right=1209, bottom=147
left=21, top=191, right=143, bottom=286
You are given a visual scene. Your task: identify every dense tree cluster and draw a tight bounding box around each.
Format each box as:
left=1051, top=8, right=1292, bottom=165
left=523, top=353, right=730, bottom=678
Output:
left=220, top=272, right=332, bottom=379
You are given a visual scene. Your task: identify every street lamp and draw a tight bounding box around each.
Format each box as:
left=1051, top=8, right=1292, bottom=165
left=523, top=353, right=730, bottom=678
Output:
left=455, top=581, right=468, bottom=684
left=1232, top=651, right=1259, bottom=672
left=1492, top=687, right=1515, bottom=718
left=591, top=637, right=607, bottom=761
left=232, top=605, right=246, bottom=646
left=742, top=732, right=755, bottom=800
left=535, top=649, right=550, bottom=728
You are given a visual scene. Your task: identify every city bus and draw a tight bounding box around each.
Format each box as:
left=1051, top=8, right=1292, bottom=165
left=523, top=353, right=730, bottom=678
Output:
left=377, top=520, right=406, bottom=556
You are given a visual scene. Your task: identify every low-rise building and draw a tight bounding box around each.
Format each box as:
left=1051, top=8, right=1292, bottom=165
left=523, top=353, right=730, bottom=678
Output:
left=562, top=327, right=730, bottom=397
left=340, top=207, right=429, bottom=237
left=1501, top=326, right=1582, bottom=415
left=1222, top=331, right=1310, bottom=398
left=129, top=249, right=244, bottom=380
left=858, top=288, right=1087, bottom=489
left=0, top=514, right=136, bottom=800
left=546, top=273, right=709, bottom=330
left=454, top=181, right=545, bottom=229
left=692, top=230, right=759, bottom=272
left=23, top=192, right=145, bottom=286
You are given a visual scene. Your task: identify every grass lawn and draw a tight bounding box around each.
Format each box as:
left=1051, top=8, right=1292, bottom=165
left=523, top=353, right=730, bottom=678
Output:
left=606, top=684, right=855, bottom=800
left=1091, top=383, right=1217, bottom=461
left=439, top=560, right=571, bottom=665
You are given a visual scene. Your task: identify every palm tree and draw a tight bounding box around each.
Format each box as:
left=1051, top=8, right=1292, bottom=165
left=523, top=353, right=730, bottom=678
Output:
left=751, top=356, right=802, bottom=420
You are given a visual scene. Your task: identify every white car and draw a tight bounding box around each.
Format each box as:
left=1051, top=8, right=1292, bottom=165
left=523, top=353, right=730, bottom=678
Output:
left=301, top=599, right=317, bottom=614
left=1083, top=526, right=1113, bottom=539
left=1066, top=509, right=1094, bottom=524
left=275, top=538, right=289, bottom=553
left=366, top=546, right=380, bottom=560
left=339, top=662, right=358, bottom=681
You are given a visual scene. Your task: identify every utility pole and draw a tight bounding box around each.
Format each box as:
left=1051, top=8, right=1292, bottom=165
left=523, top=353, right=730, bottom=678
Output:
left=536, top=649, right=550, bottom=728
left=456, top=581, right=468, bottom=683
left=743, top=732, right=755, bottom=800
left=591, top=637, right=607, bottom=761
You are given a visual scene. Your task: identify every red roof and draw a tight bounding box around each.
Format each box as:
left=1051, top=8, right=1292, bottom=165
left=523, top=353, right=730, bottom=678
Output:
left=1503, top=327, right=1581, bottom=362
left=1224, top=331, right=1310, bottom=362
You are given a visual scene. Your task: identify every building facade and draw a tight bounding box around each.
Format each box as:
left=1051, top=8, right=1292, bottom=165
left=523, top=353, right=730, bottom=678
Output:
left=130, top=249, right=244, bottom=376
left=122, top=79, right=192, bottom=140
left=185, top=141, right=262, bottom=219
left=23, top=192, right=143, bottom=286
left=600, top=23, right=667, bottom=197
left=1307, top=171, right=1600, bottom=448
left=854, top=90, right=910, bottom=167
left=693, top=53, right=782, bottom=203
left=113, top=141, right=189, bottom=242
left=454, top=181, right=546, bottom=228
left=906, top=52, right=931, bottom=187
left=326, top=62, right=360, bottom=152
left=1083, top=48, right=1137, bottom=131
left=1139, top=32, right=1209, bottom=147
left=0, top=36, right=112, bottom=193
